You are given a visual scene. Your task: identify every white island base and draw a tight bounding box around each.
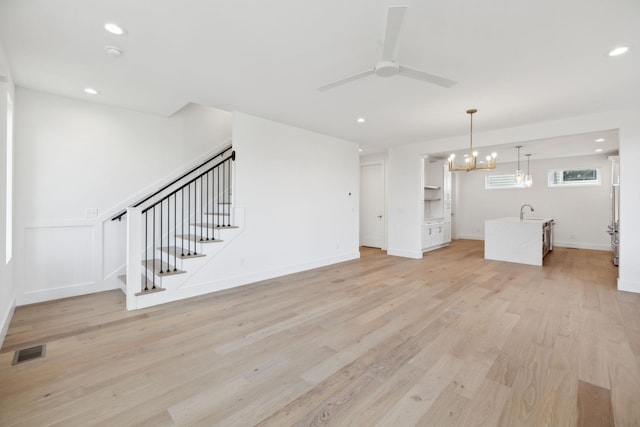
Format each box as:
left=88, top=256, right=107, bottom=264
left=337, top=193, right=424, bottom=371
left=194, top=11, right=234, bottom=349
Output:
left=485, top=217, right=553, bottom=266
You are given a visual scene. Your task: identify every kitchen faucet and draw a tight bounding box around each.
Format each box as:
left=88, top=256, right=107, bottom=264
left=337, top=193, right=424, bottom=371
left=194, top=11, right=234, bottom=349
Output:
left=520, top=204, right=534, bottom=220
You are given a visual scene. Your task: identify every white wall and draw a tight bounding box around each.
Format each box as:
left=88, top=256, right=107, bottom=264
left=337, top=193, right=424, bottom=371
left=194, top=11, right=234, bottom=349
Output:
left=173, top=112, right=360, bottom=294
left=455, top=154, right=612, bottom=250
left=387, top=109, right=639, bottom=292
left=618, top=119, right=640, bottom=293
left=0, top=41, right=15, bottom=347
left=14, top=88, right=232, bottom=305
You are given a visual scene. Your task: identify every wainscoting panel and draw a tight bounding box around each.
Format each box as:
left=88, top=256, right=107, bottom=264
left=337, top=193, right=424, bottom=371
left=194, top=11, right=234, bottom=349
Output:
left=22, top=225, right=96, bottom=303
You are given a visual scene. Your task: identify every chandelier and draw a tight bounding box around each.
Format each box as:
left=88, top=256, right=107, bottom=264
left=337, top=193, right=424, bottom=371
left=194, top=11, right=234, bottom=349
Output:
left=525, top=153, right=533, bottom=187
left=515, top=145, right=524, bottom=184
left=448, top=109, right=497, bottom=172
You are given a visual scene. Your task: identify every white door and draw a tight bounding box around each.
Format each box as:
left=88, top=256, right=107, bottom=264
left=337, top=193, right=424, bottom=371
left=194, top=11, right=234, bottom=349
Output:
left=360, top=163, right=384, bottom=248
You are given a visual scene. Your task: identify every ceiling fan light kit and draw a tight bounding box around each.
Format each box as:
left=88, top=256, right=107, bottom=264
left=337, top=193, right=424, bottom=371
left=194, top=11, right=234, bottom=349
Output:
left=317, top=6, right=458, bottom=91
left=448, top=109, right=497, bottom=172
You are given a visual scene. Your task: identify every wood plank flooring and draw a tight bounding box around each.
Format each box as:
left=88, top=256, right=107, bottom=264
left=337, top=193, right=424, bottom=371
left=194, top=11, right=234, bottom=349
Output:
left=1, top=240, right=638, bottom=426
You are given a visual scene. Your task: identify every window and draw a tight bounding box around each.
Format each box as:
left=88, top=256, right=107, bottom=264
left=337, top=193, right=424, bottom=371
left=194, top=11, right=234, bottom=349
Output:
left=548, top=168, right=600, bottom=187
left=485, top=174, right=525, bottom=190
left=6, top=92, right=13, bottom=263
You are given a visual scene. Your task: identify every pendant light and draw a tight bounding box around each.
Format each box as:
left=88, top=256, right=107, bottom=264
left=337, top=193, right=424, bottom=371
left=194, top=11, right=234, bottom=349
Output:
left=448, top=109, right=497, bottom=172
left=515, top=145, right=524, bottom=184
left=525, top=153, right=533, bottom=187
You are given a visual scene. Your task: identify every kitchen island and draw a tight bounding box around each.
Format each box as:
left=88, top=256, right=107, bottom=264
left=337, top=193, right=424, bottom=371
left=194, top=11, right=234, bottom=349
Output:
left=485, top=217, right=554, bottom=266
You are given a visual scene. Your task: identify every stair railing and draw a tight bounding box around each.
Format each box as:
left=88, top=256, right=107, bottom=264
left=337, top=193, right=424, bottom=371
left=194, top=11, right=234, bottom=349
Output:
left=125, top=149, right=235, bottom=307
left=112, top=145, right=234, bottom=222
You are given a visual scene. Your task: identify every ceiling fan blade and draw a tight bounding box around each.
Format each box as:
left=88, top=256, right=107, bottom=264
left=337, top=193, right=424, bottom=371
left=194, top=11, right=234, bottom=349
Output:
left=398, top=66, right=458, bottom=88
left=317, top=68, right=376, bottom=91
left=381, top=6, right=408, bottom=61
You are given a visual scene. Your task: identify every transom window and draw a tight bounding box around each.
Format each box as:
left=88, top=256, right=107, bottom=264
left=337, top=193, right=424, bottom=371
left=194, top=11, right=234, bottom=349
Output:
left=548, top=168, right=601, bottom=187
left=485, top=174, right=525, bottom=190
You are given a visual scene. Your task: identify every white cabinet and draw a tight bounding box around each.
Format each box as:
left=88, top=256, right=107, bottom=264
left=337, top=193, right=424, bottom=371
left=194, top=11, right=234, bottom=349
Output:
left=422, top=160, right=452, bottom=252
left=422, top=221, right=450, bottom=252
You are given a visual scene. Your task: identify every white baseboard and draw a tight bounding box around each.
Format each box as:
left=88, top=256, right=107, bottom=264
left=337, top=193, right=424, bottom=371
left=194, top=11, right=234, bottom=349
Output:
left=553, top=241, right=611, bottom=251
left=132, top=251, right=361, bottom=310
left=455, top=234, right=484, bottom=241
left=453, top=235, right=610, bottom=252
left=386, top=248, right=422, bottom=259
left=0, top=295, right=16, bottom=349
left=18, top=280, right=121, bottom=306
left=618, top=278, right=640, bottom=294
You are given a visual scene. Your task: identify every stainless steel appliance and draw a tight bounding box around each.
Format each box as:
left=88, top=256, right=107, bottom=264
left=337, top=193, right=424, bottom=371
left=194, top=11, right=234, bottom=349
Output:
left=543, top=220, right=553, bottom=257
left=608, top=156, right=620, bottom=266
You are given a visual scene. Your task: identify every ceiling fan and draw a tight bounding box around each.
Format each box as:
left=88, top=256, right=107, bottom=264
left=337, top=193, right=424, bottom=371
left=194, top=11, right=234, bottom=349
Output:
left=317, top=6, right=457, bottom=91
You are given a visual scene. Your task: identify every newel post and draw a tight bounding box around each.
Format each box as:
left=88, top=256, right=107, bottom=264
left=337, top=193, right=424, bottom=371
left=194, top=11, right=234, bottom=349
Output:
left=126, top=207, right=143, bottom=310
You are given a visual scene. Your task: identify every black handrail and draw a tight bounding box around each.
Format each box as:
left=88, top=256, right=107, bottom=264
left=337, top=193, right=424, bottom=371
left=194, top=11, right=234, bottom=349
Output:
left=111, top=145, right=233, bottom=221
left=141, top=153, right=234, bottom=215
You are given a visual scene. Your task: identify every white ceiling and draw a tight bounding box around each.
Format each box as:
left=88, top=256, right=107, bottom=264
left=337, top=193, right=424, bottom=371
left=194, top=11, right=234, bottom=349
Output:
left=0, top=0, right=638, bottom=154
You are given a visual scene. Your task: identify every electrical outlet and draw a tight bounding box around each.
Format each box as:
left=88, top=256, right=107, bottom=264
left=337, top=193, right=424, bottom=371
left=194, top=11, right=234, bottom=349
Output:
left=86, top=208, right=98, bottom=218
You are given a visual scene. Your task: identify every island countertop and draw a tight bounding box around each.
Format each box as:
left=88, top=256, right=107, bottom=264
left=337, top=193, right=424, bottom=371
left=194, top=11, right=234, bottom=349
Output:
left=484, top=217, right=554, bottom=266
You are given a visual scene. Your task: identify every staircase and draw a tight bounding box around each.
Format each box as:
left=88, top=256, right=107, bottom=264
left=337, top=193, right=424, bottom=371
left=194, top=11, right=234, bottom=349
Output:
left=115, top=146, right=242, bottom=310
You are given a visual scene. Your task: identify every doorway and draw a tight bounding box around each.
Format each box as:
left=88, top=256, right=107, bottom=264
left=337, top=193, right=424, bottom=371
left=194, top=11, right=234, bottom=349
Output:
left=360, top=162, right=385, bottom=248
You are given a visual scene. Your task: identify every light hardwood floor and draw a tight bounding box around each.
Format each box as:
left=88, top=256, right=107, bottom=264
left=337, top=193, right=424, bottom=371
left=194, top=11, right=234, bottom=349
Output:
left=1, top=240, right=638, bottom=426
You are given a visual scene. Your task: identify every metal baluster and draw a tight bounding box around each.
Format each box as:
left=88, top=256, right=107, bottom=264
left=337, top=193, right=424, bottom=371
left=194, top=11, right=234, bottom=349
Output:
left=206, top=170, right=210, bottom=240
left=193, top=181, right=198, bottom=255
left=226, top=160, right=230, bottom=226
left=166, top=197, right=171, bottom=271
left=187, top=183, right=191, bottom=256
left=144, top=211, right=148, bottom=291
left=173, top=194, right=177, bottom=271
left=152, top=206, right=156, bottom=289
left=181, top=188, right=185, bottom=256
left=217, top=163, right=221, bottom=228
left=212, top=169, right=216, bottom=232
left=200, top=175, right=203, bottom=241
left=159, top=201, right=164, bottom=274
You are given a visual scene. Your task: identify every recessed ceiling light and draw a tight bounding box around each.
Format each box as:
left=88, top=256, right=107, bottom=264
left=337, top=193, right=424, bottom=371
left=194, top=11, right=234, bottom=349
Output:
left=608, top=46, right=629, bottom=57
left=84, top=87, right=99, bottom=95
left=358, top=148, right=363, bottom=152
left=595, top=138, right=605, bottom=142
left=356, top=117, right=365, bottom=124
left=105, top=46, right=123, bottom=58
left=595, top=148, right=603, bottom=152
left=104, top=22, right=126, bottom=36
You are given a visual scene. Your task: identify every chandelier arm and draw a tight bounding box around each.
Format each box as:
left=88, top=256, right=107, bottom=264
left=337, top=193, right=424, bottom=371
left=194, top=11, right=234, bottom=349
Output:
left=448, top=108, right=497, bottom=172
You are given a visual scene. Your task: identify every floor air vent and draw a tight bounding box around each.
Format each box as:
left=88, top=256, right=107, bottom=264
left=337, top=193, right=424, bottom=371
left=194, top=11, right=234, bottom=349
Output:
left=12, top=344, right=46, bottom=365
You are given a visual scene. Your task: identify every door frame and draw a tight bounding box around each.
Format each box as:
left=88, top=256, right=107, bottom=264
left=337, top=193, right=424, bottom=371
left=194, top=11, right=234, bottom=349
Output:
left=359, top=160, right=387, bottom=250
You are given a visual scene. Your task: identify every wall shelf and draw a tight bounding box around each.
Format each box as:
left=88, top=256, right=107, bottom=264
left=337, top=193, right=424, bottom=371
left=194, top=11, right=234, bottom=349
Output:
left=424, top=185, right=441, bottom=190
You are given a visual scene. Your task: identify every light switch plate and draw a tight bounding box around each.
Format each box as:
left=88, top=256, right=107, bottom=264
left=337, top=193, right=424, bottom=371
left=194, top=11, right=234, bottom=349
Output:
left=86, top=208, right=98, bottom=218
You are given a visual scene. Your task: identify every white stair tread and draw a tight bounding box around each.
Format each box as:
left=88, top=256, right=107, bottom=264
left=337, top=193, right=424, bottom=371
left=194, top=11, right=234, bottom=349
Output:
left=142, top=259, right=186, bottom=276
left=175, top=234, right=224, bottom=243
left=159, top=246, right=206, bottom=259
left=192, top=223, right=239, bottom=229
left=118, top=274, right=166, bottom=295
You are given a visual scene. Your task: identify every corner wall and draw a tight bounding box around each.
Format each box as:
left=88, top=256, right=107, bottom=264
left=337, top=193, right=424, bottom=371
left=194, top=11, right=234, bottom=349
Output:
left=173, top=112, right=360, bottom=296
left=13, top=88, right=232, bottom=305
left=0, top=41, right=15, bottom=347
